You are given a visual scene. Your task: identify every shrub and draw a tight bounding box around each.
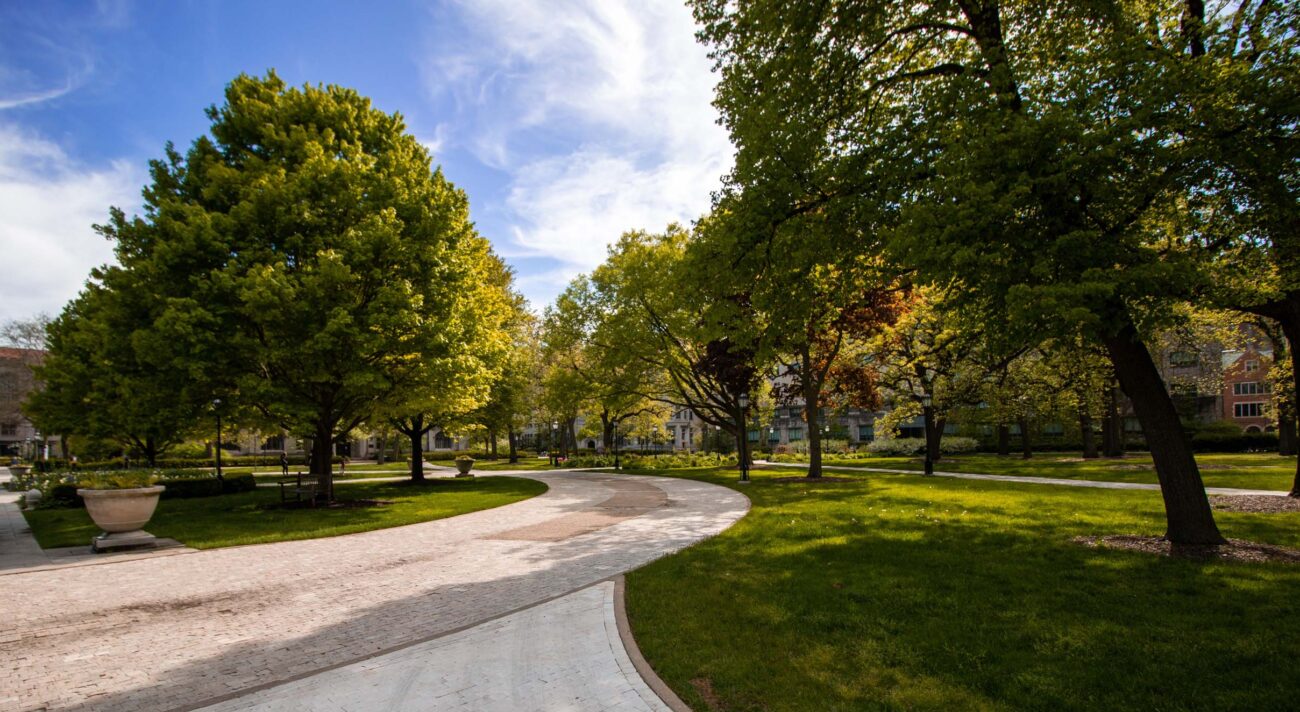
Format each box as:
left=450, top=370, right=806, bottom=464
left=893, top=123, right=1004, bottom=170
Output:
left=867, top=438, right=927, bottom=456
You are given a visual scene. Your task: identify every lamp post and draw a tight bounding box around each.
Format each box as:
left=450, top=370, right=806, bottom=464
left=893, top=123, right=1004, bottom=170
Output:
left=737, top=392, right=750, bottom=483
left=652, top=426, right=659, bottom=458
left=213, top=398, right=224, bottom=481
left=921, top=394, right=934, bottom=476
left=550, top=421, right=558, bottom=466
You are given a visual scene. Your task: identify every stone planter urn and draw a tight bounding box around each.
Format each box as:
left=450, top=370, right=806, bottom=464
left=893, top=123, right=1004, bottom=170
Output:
left=9, top=464, right=30, bottom=476
left=76, top=485, right=166, bottom=552
left=454, top=458, right=475, bottom=477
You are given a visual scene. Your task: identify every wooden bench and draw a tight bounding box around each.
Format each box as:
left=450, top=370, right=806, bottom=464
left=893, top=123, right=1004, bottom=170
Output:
left=278, top=472, right=318, bottom=507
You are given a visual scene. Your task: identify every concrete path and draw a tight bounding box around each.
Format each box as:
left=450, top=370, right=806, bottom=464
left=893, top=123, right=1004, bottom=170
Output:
left=0, top=470, right=747, bottom=711
left=0, top=470, right=48, bottom=571
left=763, top=461, right=1290, bottom=496
left=200, top=581, right=669, bottom=712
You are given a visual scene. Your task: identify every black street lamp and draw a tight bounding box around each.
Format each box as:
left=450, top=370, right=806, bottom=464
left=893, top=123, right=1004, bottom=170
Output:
left=550, top=420, right=558, bottom=466
left=922, top=393, right=934, bottom=476
left=213, top=398, right=224, bottom=481
left=651, top=426, right=659, bottom=458
left=737, top=392, right=750, bottom=483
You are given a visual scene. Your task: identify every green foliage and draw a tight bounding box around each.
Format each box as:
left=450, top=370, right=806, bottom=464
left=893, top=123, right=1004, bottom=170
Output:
left=45, top=71, right=499, bottom=478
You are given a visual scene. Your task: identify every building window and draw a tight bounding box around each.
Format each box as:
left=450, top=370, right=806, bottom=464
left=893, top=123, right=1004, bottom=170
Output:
left=1244, top=360, right=1259, bottom=373
left=1043, top=422, right=1064, bottom=436
left=1233, top=382, right=1271, bottom=396
left=788, top=428, right=803, bottom=442
left=0, top=372, right=17, bottom=399
left=262, top=435, right=284, bottom=451
left=747, top=429, right=760, bottom=443
left=0, top=422, right=16, bottom=436
left=858, top=425, right=874, bottom=441
left=1234, top=402, right=1265, bottom=418
left=1169, top=351, right=1199, bottom=368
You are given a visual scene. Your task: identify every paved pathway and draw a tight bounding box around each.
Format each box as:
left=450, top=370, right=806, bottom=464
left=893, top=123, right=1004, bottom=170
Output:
left=200, top=582, right=668, bottom=712
left=0, top=470, right=748, bottom=711
left=763, top=461, right=1290, bottom=496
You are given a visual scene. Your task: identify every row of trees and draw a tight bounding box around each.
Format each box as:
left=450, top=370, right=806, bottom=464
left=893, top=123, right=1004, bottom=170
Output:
left=24, top=72, right=533, bottom=494
left=525, top=1, right=1296, bottom=550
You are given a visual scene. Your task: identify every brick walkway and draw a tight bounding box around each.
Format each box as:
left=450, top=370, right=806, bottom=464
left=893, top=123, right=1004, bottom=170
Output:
left=0, top=471, right=748, bottom=711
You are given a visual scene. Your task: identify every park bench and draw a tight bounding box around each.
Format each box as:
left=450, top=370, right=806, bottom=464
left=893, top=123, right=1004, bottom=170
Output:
left=278, top=471, right=318, bottom=507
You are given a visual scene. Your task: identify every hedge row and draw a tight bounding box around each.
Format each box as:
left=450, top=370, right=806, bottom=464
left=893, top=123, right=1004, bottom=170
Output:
left=34, top=470, right=257, bottom=509
left=28, top=454, right=344, bottom=472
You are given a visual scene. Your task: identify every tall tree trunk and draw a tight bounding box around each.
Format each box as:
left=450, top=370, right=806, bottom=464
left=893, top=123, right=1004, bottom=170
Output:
left=1018, top=418, right=1032, bottom=459
left=1080, top=411, right=1098, bottom=459
left=508, top=424, right=519, bottom=463
left=59, top=435, right=68, bottom=460
left=601, top=411, right=613, bottom=451
left=997, top=424, right=1010, bottom=456
left=312, top=422, right=334, bottom=498
left=1277, top=318, right=1300, bottom=496
left=1102, top=385, right=1125, bottom=457
left=375, top=433, right=386, bottom=465
left=801, top=347, right=824, bottom=478
left=409, top=429, right=425, bottom=482
left=922, top=409, right=943, bottom=468
left=1102, top=318, right=1224, bottom=545
left=1279, top=416, right=1297, bottom=458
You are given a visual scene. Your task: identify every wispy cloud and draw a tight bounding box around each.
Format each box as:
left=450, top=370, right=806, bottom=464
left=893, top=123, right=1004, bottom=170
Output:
left=0, top=123, right=141, bottom=321
left=420, top=0, right=732, bottom=306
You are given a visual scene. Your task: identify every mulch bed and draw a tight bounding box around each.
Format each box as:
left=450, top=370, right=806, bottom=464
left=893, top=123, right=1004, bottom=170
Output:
left=769, top=475, right=858, bottom=483
left=1074, top=534, right=1300, bottom=564
left=1211, top=495, right=1300, bottom=514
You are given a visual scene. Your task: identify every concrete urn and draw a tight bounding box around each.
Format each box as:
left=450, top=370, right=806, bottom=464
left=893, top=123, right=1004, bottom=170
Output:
left=76, top=485, right=165, bottom=551
left=454, top=459, right=474, bottom=477
left=9, top=464, right=30, bottom=476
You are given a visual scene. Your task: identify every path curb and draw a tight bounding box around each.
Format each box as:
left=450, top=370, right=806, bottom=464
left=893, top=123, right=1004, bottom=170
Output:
left=614, top=574, right=692, bottom=712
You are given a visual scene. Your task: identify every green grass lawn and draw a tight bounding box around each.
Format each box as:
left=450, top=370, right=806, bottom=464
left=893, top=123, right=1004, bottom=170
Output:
left=23, top=476, right=547, bottom=550
left=805, top=452, right=1298, bottom=491
left=625, top=466, right=1300, bottom=711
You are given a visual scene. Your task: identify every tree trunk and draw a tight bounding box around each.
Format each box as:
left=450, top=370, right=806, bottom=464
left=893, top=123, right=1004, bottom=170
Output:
left=144, top=437, right=159, bottom=468
left=1080, top=411, right=1098, bottom=459
left=601, top=411, right=613, bottom=451
left=60, top=435, right=68, bottom=460
left=1279, top=416, right=1297, bottom=457
left=1278, top=316, right=1300, bottom=496
left=1103, top=318, right=1224, bottom=544
left=922, top=408, right=942, bottom=468
left=508, top=424, right=519, bottom=463
left=375, top=433, right=386, bottom=465
left=996, top=424, right=1010, bottom=456
left=409, top=431, right=425, bottom=482
left=801, top=347, right=824, bottom=479
left=1017, top=418, right=1032, bottom=459
left=311, top=423, right=334, bottom=498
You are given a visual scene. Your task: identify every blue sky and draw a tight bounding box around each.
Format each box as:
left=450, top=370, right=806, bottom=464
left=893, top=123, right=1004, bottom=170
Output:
left=0, top=0, right=732, bottom=322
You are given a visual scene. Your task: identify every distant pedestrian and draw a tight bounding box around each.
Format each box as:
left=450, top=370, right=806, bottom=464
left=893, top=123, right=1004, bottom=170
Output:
left=280, top=452, right=289, bottom=477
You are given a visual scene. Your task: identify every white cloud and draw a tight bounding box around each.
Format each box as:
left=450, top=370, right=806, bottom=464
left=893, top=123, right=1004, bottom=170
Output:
left=0, top=123, right=141, bottom=322
left=422, top=0, right=732, bottom=304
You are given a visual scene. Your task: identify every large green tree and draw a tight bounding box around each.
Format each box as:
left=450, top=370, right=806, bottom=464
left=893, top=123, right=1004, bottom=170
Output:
left=693, top=0, right=1231, bottom=544
left=93, top=72, right=490, bottom=494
